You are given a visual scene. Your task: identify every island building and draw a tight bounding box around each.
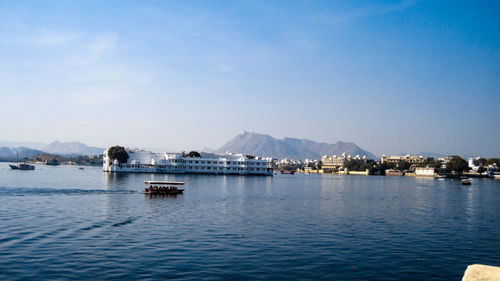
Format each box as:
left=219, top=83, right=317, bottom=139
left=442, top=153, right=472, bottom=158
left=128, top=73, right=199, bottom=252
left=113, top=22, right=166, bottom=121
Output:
left=103, top=148, right=273, bottom=176
left=381, top=154, right=425, bottom=164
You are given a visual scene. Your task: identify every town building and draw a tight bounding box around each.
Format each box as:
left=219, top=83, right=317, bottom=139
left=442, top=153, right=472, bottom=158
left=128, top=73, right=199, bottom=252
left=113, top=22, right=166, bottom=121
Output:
left=321, top=153, right=347, bottom=172
left=468, top=157, right=481, bottom=172
left=279, top=158, right=302, bottom=165
left=415, top=167, right=436, bottom=177
left=381, top=154, right=425, bottom=164
left=321, top=152, right=367, bottom=172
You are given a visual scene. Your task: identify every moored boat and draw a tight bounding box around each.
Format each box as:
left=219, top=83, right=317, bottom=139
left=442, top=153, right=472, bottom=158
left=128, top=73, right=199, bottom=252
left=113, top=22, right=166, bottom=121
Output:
left=45, top=159, right=60, bottom=165
left=9, top=163, right=35, bottom=170
left=280, top=170, right=295, bottom=175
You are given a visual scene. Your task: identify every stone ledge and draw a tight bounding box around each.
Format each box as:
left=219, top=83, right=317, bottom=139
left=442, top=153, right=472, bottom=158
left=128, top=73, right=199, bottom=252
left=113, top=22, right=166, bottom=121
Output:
left=462, top=264, right=500, bottom=281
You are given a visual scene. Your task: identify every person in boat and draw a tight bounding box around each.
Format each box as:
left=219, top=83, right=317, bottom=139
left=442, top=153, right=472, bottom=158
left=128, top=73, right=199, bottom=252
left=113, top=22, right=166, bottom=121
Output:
left=145, top=187, right=150, bottom=193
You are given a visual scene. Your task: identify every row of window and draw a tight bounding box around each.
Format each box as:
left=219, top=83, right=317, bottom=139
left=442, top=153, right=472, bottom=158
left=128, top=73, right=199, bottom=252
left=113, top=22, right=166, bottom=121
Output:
left=185, top=167, right=266, bottom=171
left=183, top=160, right=264, bottom=165
left=121, top=164, right=267, bottom=172
left=125, top=160, right=266, bottom=166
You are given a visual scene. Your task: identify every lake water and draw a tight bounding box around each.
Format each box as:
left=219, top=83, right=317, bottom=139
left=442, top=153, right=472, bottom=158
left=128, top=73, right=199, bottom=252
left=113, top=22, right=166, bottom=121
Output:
left=1, top=163, right=499, bottom=280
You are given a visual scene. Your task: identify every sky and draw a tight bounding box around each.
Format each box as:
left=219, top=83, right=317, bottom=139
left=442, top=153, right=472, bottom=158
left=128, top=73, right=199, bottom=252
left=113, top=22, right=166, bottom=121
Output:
left=0, top=0, right=499, bottom=157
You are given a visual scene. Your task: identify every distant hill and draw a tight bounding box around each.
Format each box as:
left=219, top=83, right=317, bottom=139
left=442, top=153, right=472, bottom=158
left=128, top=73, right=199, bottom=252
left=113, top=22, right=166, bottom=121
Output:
left=0, top=141, right=45, bottom=150
left=29, top=153, right=103, bottom=166
left=43, top=141, right=104, bottom=156
left=216, top=131, right=376, bottom=160
left=0, top=146, right=45, bottom=160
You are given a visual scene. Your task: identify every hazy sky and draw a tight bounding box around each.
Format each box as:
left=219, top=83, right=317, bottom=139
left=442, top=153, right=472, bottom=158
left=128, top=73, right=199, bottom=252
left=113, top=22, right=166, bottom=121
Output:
left=1, top=0, right=499, bottom=157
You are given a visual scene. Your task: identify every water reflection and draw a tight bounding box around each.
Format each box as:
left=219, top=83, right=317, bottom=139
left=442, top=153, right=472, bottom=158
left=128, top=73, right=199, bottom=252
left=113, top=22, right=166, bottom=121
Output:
left=464, top=184, right=478, bottom=229
left=414, top=176, right=436, bottom=187
left=103, top=173, right=132, bottom=190
left=143, top=193, right=182, bottom=199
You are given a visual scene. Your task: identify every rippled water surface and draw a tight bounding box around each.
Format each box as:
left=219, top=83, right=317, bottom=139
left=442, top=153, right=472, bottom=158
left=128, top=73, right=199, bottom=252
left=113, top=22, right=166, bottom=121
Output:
left=1, top=163, right=499, bottom=280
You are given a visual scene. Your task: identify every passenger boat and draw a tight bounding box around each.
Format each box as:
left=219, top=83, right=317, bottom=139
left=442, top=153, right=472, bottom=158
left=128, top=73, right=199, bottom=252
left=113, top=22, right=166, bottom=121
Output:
left=9, top=163, right=35, bottom=170
left=143, top=181, right=184, bottom=195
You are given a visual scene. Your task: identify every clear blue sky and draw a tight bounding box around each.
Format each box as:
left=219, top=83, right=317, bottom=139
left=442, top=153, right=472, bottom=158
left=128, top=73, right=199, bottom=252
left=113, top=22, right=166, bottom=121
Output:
left=0, top=0, right=499, bottom=157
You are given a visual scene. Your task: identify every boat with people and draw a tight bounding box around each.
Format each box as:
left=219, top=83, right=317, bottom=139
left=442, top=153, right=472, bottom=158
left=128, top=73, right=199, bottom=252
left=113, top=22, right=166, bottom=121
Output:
left=462, top=179, right=472, bottom=185
left=9, top=163, right=35, bottom=170
left=143, top=181, right=184, bottom=195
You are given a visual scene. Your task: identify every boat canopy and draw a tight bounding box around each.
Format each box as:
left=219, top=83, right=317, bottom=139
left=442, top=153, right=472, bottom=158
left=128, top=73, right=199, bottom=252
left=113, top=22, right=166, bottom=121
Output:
left=144, top=181, right=185, bottom=186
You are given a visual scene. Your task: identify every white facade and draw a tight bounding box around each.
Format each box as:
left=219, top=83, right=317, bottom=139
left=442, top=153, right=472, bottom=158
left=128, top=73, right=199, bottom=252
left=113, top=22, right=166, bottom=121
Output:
left=322, top=152, right=352, bottom=168
left=103, top=148, right=273, bottom=176
left=381, top=154, right=425, bottom=164
left=415, top=167, right=436, bottom=177
left=468, top=157, right=481, bottom=172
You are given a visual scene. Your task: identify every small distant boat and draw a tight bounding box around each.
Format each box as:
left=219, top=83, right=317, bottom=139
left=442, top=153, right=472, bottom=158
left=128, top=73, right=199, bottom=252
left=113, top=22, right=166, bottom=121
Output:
left=385, top=169, right=403, bottom=176
left=462, top=179, right=471, bottom=185
left=9, top=163, right=35, bottom=170
left=45, top=159, right=60, bottom=166
left=143, top=181, right=184, bottom=195
left=280, top=170, right=295, bottom=175
left=78, top=167, right=84, bottom=170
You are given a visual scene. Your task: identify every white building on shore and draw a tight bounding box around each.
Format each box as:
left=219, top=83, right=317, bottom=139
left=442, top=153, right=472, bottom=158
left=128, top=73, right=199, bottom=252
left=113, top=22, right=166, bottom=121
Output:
left=103, top=148, right=273, bottom=176
left=468, top=157, right=481, bottom=172
left=322, top=153, right=348, bottom=170
left=415, top=167, right=436, bottom=177
left=381, top=154, right=425, bottom=164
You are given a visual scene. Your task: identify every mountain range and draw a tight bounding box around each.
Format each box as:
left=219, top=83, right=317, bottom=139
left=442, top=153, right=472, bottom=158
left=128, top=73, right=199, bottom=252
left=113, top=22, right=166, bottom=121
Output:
left=0, top=141, right=104, bottom=159
left=42, top=141, right=104, bottom=156
left=216, top=131, right=376, bottom=160
left=0, top=147, right=46, bottom=160
left=2, top=134, right=446, bottom=161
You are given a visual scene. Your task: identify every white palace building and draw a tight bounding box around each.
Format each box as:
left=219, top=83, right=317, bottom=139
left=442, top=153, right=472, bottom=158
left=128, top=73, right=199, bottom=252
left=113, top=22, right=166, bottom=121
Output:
left=103, top=148, right=273, bottom=176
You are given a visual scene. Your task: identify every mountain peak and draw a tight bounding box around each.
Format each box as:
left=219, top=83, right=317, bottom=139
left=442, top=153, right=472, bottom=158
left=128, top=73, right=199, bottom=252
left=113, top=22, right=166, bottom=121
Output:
left=216, top=132, right=376, bottom=159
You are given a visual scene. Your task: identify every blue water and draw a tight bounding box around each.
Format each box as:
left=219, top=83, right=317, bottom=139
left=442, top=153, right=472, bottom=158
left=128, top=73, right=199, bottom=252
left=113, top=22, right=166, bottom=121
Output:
left=0, top=163, right=499, bottom=280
